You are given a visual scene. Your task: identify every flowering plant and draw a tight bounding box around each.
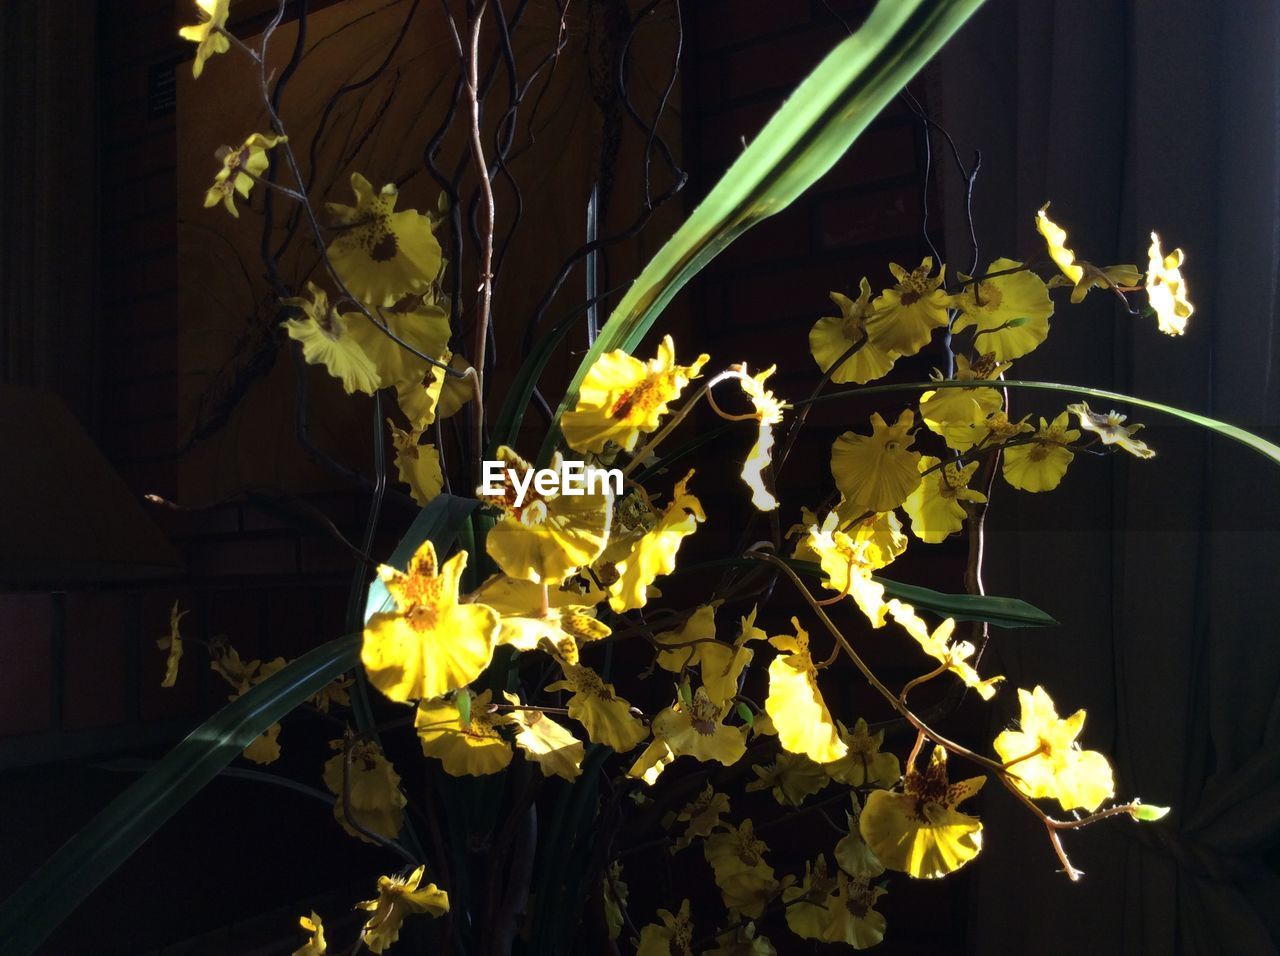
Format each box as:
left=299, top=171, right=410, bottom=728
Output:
left=4, top=1, right=1270, bottom=954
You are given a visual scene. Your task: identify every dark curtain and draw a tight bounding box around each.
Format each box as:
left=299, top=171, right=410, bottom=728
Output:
left=936, top=1, right=1280, bottom=953
left=0, top=1, right=99, bottom=427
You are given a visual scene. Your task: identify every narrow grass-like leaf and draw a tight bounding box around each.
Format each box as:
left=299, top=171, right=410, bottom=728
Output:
left=489, top=312, right=580, bottom=456
left=538, top=0, right=985, bottom=462
left=0, top=633, right=359, bottom=956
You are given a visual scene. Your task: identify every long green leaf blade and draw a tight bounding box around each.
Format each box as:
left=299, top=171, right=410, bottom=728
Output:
left=0, top=633, right=359, bottom=956
left=539, top=0, right=985, bottom=461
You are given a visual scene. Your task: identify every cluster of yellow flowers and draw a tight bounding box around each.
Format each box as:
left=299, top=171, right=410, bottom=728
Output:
left=174, top=5, right=1185, bottom=949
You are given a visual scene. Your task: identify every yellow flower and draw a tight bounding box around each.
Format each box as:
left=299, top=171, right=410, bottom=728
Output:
left=356, top=865, right=449, bottom=954
left=952, top=258, right=1054, bottom=360
left=902, top=456, right=987, bottom=544
left=351, top=300, right=451, bottom=393
left=805, top=512, right=890, bottom=626
left=1002, top=412, right=1079, bottom=492
left=737, top=365, right=788, bottom=511
left=282, top=282, right=381, bottom=395
left=994, top=685, right=1115, bottom=812
left=704, top=820, right=778, bottom=918
left=919, top=353, right=1006, bottom=437
left=243, top=720, right=282, bottom=765
left=502, top=692, right=584, bottom=781
left=203, top=133, right=286, bottom=217
left=828, top=508, right=909, bottom=570
left=670, top=784, right=730, bottom=852
left=834, top=793, right=885, bottom=878
left=628, top=737, right=677, bottom=786
left=322, top=739, right=406, bottom=844
left=822, top=873, right=888, bottom=949
left=610, top=471, right=704, bottom=612
left=781, top=855, right=839, bottom=940
left=389, top=423, right=443, bottom=506
left=481, top=447, right=612, bottom=584
left=826, top=718, right=901, bottom=789
left=361, top=541, right=499, bottom=702
left=701, top=607, right=769, bottom=706
left=292, top=912, right=327, bottom=956
left=746, top=751, right=829, bottom=806
left=563, top=335, right=708, bottom=454
left=831, top=409, right=922, bottom=514
left=1067, top=401, right=1155, bottom=458
left=1036, top=204, right=1139, bottom=303
left=809, top=280, right=898, bottom=384
left=636, top=899, right=693, bottom=956
left=765, top=620, right=847, bottom=764
left=651, top=686, right=748, bottom=766
left=225, top=656, right=287, bottom=764
left=326, top=173, right=443, bottom=308
left=867, top=258, right=951, bottom=355
left=888, top=600, right=1003, bottom=700
left=178, top=0, right=230, bottom=78
left=1036, top=203, right=1084, bottom=290
left=156, top=600, right=186, bottom=688
left=603, top=862, right=628, bottom=941
left=311, top=677, right=352, bottom=713
left=470, top=573, right=609, bottom=662
left=1145, top=232, right=1193, bottom=335
left=546, top=663, right=648, bottom=752
left=415, top=691, right=513, bottom=776
left=859, top=748, right=985, bottom=878
left=705, top=922, right=777, bottom=956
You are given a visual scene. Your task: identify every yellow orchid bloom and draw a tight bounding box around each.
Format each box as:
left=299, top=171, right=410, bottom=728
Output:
left=705, top=921, right=777, bottom=956
left=860, top=748, right=985, bottom=879
left=282, top=282, right=381, bottom=395
left=809, top=279, right=899, bottom=384
left=481, top=447, right=612, bottom=584
left=1067, top=401, right=1156, bottom=458
left=805, top=512, right=890, bottom=626
left=745, top=751, right=830, bottom=807
left=670, top=784, right=730, bottom=852
left=919, top=353, right=1007, bottom=436
left=636, top=899, right=694, bottom=956
left=826, top=718, right=901, bottom=789
left=356, top=865, right=449, bottom=954
left=821, top=872, right=888, bottom=948
left=349, top=297, right=451, bottom=392
left=362, top=541, right=499, bottom=702
left=952, top=258, right=1054, bottom=360
left=650, top=686, right=748, bottom=766
left=389, top=423, right=443, bottom=507
left=831, top=409, right=922, bottom=514
left=610, top=471, right=704, bottom=612
left=867, top=258, right=951, bottom=355
left=322, top=739, right=406, bottom=845
left=156, top=600, right=186, bottom=689
left=781, top=855, right=839, bottom=940
left=414, top=690, right=513, bottom=776
left=603, top=862, right=628, bottom=941
left=562, top=335, right=708, bottom=454
left=470, top=573, right=608, bottom=663
left=203, top=132, right=286, bottom=217
left=545, top=663, right=648, bottom=752
left=1145, top=232, right=1193, bottom=335
left=902, top=456, right=987, bottom=544
left=994, top=685, right=1115, bottom=812
left=292, top=912, right=327, bottom=956
left=326, top=173, right=443, bottom=308
left=178, top=0, right=230, bottom=78
left=501, top=692, right=584, bottom=781
left=704, top=820, right=778, bottom=918
left=765, top=620, right=847, bottom=763
left=1002, top=412, right=1079, bottom=492
left=888, top=600, right=1003, bottom=700
left=737, top=364, right=787, bottom=511
left=834, top=793, right=885, bottom=878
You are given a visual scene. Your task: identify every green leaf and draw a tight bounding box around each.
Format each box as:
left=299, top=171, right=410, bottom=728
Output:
left=363, top=493, right=480, bottom=623
left=456, top=687, right=473, bottom=729
left=736, top=701, right=756, bottom=727
left=538, top=0, right=985, bottom=462
left=803, top=380, right=1280, bottom=469
left=0, top=633, right=359, bottom=956
left=488, top=311, right=580, bottom=456
left=675, top=557, right=1056, bottom=628
left=1130, top=802, right=1171, bottom=822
